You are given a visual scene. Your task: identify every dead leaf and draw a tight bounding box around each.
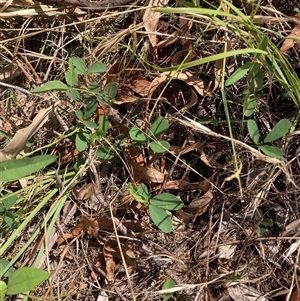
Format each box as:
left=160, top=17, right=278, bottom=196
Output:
left=169, top=141, right=205, bottom=156
left=124, top=145, right=165, bottom=183
left=148, top=70, right=207, bottom=97
left=184, top=189, right=213, bottom=215
left=126, top=78, right=152, bottom=96
left=114, top=94, right=139, bottom=104
left=0, top=105, right=54, bottom=162
left=228, top=284, right=267, bottom=301
left=77, top=183, right=95, bottom=201
left=176, top=188, right=213, bottom=224
left=103, top=240, right=136, bottom=282
left=179, top=15, right=193, bottom=50
left=56, top=216, right=100, bottom=252
left=290, top=288, right=300, bottom=301
left=163, top=179, right=211, bottom=192
left=156, top=32, right=179, bottom=49
left=143, top=0, right=169, bottom=48
left=126, top=158, right=166, bottom=183
left=171, top=50, right=197, bottom=66
left=280, top=24, right=300, bottom=53
left=103, top=241, right=116, bottom=283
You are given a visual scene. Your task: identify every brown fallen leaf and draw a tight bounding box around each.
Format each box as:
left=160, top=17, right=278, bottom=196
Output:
left=143, top=0, right=169, bottom=48
left=126, top=158, right=166, bottom=183
left=0, top=105, right=54, bottom=162
left=56, top=216, right=100, bottom=252
left=290, top=288, right=300, bottom=301
left=179, top=15, right=193, bottom=50
left=148, top=70, right=207, bottom=98
left=184, top=189, right=213, bottom=215
left=124, top=145, right=166, bottom=183
left=280, top=24, right=300, bottom=53
left=126, top=78, right=152, bottom=97
left=176, top=188, right=213, bottom=224
left=104, top=240, right=136, bottom=282
left=103, top=241, right=116, bottom=283
left=163, top=179, right=211, bottom=192
left=77, top=183, right=95, bottom=201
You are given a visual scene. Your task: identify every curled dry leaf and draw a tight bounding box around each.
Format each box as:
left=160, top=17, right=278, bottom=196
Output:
left=280, top=24, right=300, bottom=53
left=124, top=145, right=165, bottom=183
left=56, top=216, right=100, bottom=252
left=228, top=284, right=266, bottom=301
left=127, top=159, right=166, bottom=183
left=163, top=179, right=211, bottom=192
left=126, top=78, right=152, bottom=97
left=148, top=70, right=207, bottom=97
left=179, top=15, right=193, bottom=50
left=103, top=241, right=116, bottom=283
left=77, top=183, right=95, bottom=201
left=143, top=0, right=169, bottom=48
left=0, top=105, right=54, bottom=162
left=104, top=240, right=136, bottom=282
left=176, top=188, right=213, bottom=224
left=169, top=141, right=205, bottom=156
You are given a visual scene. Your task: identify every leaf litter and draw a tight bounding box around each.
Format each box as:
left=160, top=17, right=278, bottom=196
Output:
left=1, top=1, right=300, bottom=300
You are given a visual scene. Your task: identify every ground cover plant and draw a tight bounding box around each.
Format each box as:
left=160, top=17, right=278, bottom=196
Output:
left=0, top=0, right=300, bottom=300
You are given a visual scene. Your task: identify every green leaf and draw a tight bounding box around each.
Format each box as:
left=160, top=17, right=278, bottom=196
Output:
left=0, top=155, right=57, bottom=182
left=88, top=81, right=100, bottom=91
left=84, top=101, right=98, bottom=119
left=150, top=117, right=169, bottom=137
left=257, top=226, right=266, bottom=236
left=0, top=259, right=15, bottom=278
left=95, top=147, right=115, bottom=161
left=65, top=68, right=78, bottom=87
left=69, top=57, right=86, bottom=75
left=31, top=81, right=68, bottom=93
left=261, top=217, right=274, bottom=227
left=87, top=61, right=106, bottom=74
left=162, top=278, right=176, bottom=301
left=129, top=126, right=147, bottom=143
left=4, top=212, right=15, bottom=228
left=0, top=280, right=7, bottom=300
left=247, top=119, right=260, bottom=144
left=103, top=82, right=117, bottom=100
left=2, top=194, right=17, bottom=209
left=75, top=131, right=89, bottom=152
left=65, top=89, right=81, bottom=101
left=259, top=145, right=283, bottom=159
left=82, top=121, right=97, bottom=129
left=149, top=205, right=172, bottom=233
left=98, top=115, right=109, bottom=136
left=243, top=97, right=256, bottom=117
left=247, top=62, right=261, bottom=78
left=149, top=141, right=170, bottom=153
left=7, top=267, right=49, bottom=295
left=225, top=62, right=252, bottom=86
left=150, top=193, right=183, bottom=210
left=257, top=36, right=268, bottom=52
left=137, top=184, right=149, bottom=202
left=128, top=183, right=149, bottom=203
left=76, top=110, right=83, bottom=121
left=263, top=119, right=290, bottom=143
left=0, top=130, right=10, bottom=139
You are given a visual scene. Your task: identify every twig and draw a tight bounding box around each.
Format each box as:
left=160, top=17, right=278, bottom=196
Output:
left=0, top=81, right=33, bottom=95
